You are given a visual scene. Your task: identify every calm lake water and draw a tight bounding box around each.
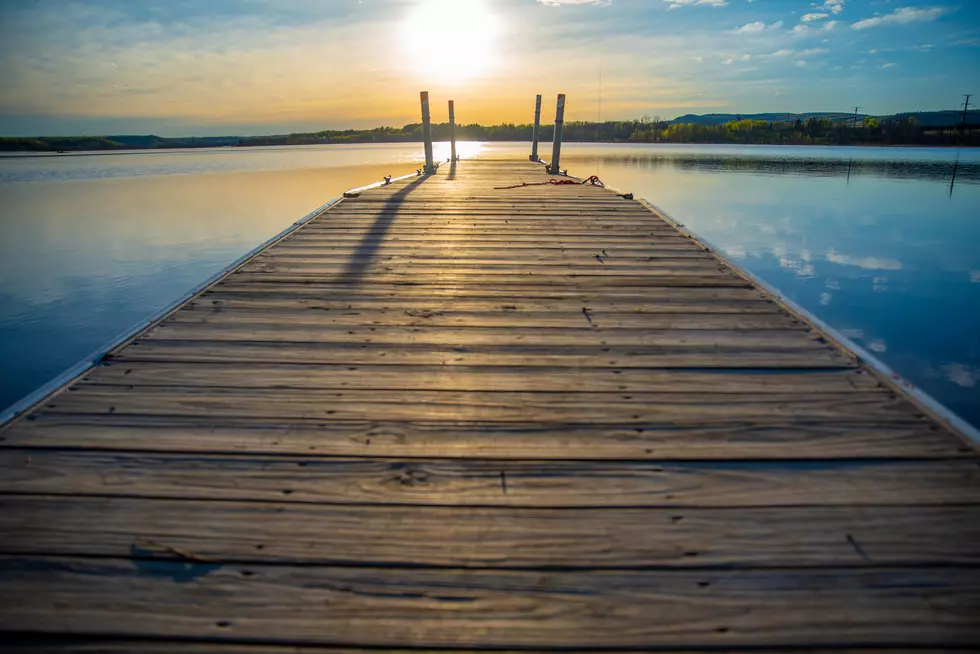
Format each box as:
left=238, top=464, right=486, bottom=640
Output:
left=2, top=142, right=979, bottom=426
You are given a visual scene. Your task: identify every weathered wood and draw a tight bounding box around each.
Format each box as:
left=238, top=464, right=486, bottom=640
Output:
left=1, top=557, right=978, bottom=647
left=4, top=416, right=966, bottom=459
left=80, top=365, right=876, bottom=393
left=43, top=388, right=918, bottom=423
left=6, top=645, right=961, bottom=654
left=111, top=341, right=853, bottom=368
left=5, top=496, right=980, bottom=568
left=164, top=309, right=806, bottom=330
left=140, top=324, right=825, bottom=348
left=2, top=450, right=977, bottom=507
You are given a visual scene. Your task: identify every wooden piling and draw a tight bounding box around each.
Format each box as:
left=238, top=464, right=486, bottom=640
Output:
left=420, top=91, right=435, bottom=174
left=449, top=100, right=457, bottom=162
left=531, top=94, right=542, bottom=162
left=549, top=93, right=566, bottom=174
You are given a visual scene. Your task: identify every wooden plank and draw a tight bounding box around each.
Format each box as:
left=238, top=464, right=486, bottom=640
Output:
left=110, top=341, right=852, bottom=368
left=79, top=365, right=877, bottom=393
left=4, top=496, right=980, bottom=568
left=200, top=285, right=773, bottom=304
left=4, top=645, right=959, bottom=654
left=1, top=557, right=977, bottom=647
left=139, top=325, right=824, bottom=348
left=41, top=388, right=918, bottom=423
left=2, top=450, right=977, bottom=507
left=241, top=261, right=728, bottom=273
left=225, top=274, right=750, bottom=288
left=164, top=309, right=806, bottom=330
left=4, top=416, right=967, bottom=459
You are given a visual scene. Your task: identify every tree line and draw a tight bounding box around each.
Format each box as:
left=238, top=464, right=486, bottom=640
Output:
left=2, top=115, right=976, bottom=151
left=235, top=115, right=978, bottom=148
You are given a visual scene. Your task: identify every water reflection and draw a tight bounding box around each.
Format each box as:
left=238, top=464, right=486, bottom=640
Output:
left=557, top=144, right=980, bottom=428
left=565, top=150, right=980, bottom=183
left=0, top=160, right=422, bottom=411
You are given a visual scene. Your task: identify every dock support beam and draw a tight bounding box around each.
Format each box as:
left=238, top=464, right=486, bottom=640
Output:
left=548, top=94, right=566, bottom=175
left=530, top=94, right=542, bottom=162
left=420, top=91, right=435, bottom=175
left=449, top=100, right=457, bottom=162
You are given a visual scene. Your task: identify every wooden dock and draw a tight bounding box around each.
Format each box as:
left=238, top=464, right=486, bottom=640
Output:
left=1, top=158, right=978, bottom=651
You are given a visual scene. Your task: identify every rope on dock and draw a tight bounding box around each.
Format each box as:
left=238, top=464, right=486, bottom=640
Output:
left=494, top=175, right=605, bottom=190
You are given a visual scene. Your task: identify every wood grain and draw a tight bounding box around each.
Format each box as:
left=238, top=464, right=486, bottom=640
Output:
left=4, top=496, right=979, bottom=568
left=4, top=415, right=966, bottom=459
left=2, top=450, right=977, bottom=507
left=1, top=557, right=978, bottom=647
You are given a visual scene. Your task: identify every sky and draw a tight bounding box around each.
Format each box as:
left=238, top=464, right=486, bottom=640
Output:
left=0, top=0, right=978, bottom=136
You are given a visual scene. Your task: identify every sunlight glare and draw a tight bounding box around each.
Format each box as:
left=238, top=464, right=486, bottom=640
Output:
left=402, top=0, right=501, bottom=83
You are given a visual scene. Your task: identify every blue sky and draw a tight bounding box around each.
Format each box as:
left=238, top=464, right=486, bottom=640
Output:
left=0, top=0, right=977, bottom=136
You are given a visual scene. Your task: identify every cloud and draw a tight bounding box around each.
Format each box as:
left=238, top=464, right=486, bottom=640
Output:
left=792, top=24, right=809, bottom=34
left=942, top=363, right=977, bottom=388
left=824, top=0, right=845, bottom=14
left=852, top=7, right=947, bottom=30
left=801, top=13, right=828, bottom=22
left=733, top=20, right=783, bottom=34
left=762, top=49, right=794, bottom=57
left=823, top=20, right=838, bottom=31
left=721, top=54, right=751, bottom=65
left=538, top=0, right=611, bottom=5
left=664, top=0, right=728, bottom=8
left=798, top=48, right=829, bottom=56
left=826, top=250, right=902, bottom=270
left=881, top=62, right=896, bottom=68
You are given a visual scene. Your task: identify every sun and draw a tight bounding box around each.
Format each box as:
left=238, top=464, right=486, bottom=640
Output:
left=402, top=0, right=501, bottom=83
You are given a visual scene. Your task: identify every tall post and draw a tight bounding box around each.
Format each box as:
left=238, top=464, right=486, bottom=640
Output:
left=420, top=91, right=435, bottom=175
left=548, top=94, right=566, bottom=174
left=449, top=100, right=457, bottom=162
left=530, top=94, right=542, bottom=162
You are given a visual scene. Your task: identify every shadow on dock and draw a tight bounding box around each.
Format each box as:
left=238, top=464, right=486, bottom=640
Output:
left=338, top=174, right=428, bottom=284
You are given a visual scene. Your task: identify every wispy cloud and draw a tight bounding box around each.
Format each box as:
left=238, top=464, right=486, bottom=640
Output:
left=664, top=0, right=728, bottom=9
left=826, top=250, right=902, bottom=270
left=801, top=13, right=828, bottom=22
left=852, top=7, right=947, bottom=30
left=538, top=0, right=612, bottom=6
left=732, top=20, right=783, bottom=34
left=824, top=0, right=845, bottom=14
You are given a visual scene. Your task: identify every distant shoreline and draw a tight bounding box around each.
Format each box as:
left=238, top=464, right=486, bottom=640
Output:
left=2, top=140, right=977, bottom=158
left=3, top=111, right=978, bottom=153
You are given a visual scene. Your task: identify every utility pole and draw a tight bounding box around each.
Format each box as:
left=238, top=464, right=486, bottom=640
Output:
left=961, top=94, right=974, bottom=131
left=852, top=106, right=861, bottom=130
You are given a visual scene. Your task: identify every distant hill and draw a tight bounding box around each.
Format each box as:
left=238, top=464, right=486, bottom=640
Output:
left=890, top=110, right=980, bottom=128
left=0, top=134, right=242, bottom=152
left=669, top=112, right=860, bottom=126
left=670, top=110, right=980, bottom=128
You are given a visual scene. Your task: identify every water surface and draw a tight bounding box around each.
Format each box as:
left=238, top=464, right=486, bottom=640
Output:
left=1, top=142, right=978, bottom=426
